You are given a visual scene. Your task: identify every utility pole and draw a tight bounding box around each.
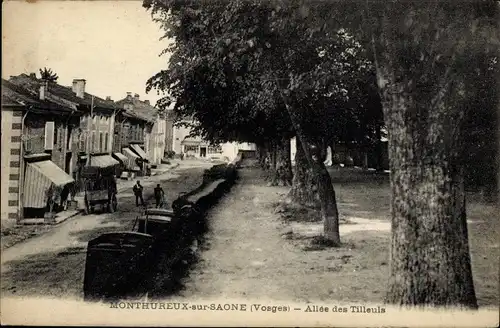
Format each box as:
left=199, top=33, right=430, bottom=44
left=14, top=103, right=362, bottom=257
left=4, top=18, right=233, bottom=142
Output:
left=86, top=96, right=94, bottom=166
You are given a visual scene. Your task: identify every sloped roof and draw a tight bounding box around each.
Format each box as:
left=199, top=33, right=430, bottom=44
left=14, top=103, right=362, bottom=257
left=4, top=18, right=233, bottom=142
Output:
left=183, top=136, right=203, bottom=143
left=181, top=136, right=204, bottom=146
left=8, top=74, right=117, bottom=113
left=1, top=79, right=75, bottom=114
left=115, top=95, right=158, bottom=123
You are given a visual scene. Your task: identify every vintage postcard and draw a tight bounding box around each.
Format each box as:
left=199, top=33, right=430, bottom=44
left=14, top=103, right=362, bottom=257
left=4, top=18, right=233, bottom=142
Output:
left=1, top=0, right=499, bottom=327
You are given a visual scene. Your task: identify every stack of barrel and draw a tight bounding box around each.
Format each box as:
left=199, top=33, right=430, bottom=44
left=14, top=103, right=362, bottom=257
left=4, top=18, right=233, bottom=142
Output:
left=82, top=154, right=242, bottom=301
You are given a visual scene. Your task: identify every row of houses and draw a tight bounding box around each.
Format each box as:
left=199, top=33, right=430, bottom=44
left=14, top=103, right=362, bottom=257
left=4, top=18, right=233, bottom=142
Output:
left=1, top=73, right=252, bottom=227
left=1, top=74, right=166, bottom=224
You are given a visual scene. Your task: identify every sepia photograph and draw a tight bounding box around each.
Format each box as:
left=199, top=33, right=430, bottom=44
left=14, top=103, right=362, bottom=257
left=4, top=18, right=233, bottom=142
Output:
left=1, top=0, right=499, bottom=326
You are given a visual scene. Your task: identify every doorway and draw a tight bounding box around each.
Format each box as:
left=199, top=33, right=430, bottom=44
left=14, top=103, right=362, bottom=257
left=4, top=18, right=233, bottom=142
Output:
left=65, top=153, right=72, bottom=174
left=200, top=147, right=207, bottom=158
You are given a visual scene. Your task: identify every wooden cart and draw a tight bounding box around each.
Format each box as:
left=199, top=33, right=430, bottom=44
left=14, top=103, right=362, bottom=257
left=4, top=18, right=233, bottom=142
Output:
left=81, top=166, right=118, bottom=214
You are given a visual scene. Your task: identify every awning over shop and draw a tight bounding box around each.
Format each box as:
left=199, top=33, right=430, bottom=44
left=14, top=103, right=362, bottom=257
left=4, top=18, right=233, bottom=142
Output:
left=23, top=160, right=74, bottom=208
left=89, top=155, right=120, bottom=169
left=130, top=144, right=149, bottom=161
left=113, top=152, right=128, bottom=164
left=122, top=148, right=141, bottom=171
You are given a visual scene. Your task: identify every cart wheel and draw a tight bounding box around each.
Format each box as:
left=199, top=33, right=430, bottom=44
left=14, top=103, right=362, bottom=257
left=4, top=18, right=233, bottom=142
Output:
left=108, top=196, right=117, bottom=213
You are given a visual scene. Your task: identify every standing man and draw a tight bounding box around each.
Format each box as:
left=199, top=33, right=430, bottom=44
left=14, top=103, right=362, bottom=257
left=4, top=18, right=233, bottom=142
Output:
left=154, top=184, right=166, bottom=208
left=133, top=180, right=145, bottom=207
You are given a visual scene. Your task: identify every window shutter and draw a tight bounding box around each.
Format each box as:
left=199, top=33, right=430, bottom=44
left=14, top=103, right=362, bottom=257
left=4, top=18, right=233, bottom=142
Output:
left=68, top=130, right=73, bottom=151
left=92, top=131, right=97, bottom=152
left=44, top=122, right=55, bottom=150
left=53, top=128, right=57, bottom=146
left=79, top=132, right=85, bottom=151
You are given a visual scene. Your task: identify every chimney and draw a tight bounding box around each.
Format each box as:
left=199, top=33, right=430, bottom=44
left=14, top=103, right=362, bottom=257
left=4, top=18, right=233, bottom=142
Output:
left=39, top=84, right=46, bottom=100
left=126, top=92, right=132, bottom=99
left=72, top=79, right=86, bottom=98
left=106, top=96, right=112, bottom=101
left=134, top=93, right=140, bottom=100
left=144, top=100, right=150, bottom=105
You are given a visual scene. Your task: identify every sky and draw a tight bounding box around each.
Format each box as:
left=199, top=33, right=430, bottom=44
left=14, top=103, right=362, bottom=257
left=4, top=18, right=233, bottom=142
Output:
left=2, top=0, right=171, bottom=105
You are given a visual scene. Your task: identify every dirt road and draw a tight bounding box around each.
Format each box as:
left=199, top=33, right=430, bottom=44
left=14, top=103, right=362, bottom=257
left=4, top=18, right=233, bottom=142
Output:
left=176, top=168, right=390, bottom=303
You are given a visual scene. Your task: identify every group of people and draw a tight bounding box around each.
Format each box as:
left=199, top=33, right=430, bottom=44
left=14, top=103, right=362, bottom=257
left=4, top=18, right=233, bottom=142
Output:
left=132, top=181, right=167, bottom=208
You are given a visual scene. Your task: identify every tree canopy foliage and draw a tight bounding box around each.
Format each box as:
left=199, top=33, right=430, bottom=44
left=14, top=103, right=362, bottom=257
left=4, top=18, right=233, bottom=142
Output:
left=39, top=67, right=58, bottom=82
left=144, top=0, right=382, bottom=148
left=144, top=0, right=498, bottom=307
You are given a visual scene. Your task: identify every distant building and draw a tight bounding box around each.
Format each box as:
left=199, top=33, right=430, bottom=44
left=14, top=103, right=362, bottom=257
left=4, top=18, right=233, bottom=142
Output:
left=170, top=114, right=255, bottom=161
left=289, top=136, right=388, bottom=169
left=115, top=93, right=166, bottom=167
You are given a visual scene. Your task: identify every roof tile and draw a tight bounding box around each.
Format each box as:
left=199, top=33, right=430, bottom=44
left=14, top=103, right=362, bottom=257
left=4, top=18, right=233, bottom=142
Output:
left=2, top=79, right=75, bottom=114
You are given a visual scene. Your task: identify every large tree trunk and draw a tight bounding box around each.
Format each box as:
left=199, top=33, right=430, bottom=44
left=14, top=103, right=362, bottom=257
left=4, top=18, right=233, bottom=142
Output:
left=256, top=143, right=266, bottom=169
left=307, top=137, right=340, bottom=244
left=278, top=91, right=340, bottom=245
left=265, top=141, right=277, bottom=182
left=330, top=140, right=338, bottom=165
left=270, top=137, right=293, bottom=186
left=374, top=124, right=384, bottom=171
left=498, top=97, right=500, bottom=205
left=260, top=142, right=273, bottom=172
left=362, top=150, right=369, bottom=170
left=371, top=3, right=478, bottom=308
left=289, top=138, right=318, bottom=207
left=313, top=147, right=340, bottom=243
left=382, top=90, right=477, bottom=307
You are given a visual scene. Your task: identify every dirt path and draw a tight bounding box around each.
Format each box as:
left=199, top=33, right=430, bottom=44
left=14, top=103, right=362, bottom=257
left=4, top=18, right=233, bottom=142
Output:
left=174, top=167, right=498, bottom=307
left=180, top=169, right=297, bottom=301
left=177, top=168, right=386, bottom=303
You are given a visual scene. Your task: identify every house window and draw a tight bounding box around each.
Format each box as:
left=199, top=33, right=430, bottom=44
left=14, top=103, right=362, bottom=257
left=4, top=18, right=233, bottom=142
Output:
left=53, top=126, right=58, bottom=146
left=104, top=133, right=109, bottom=151
left=99, top=132, right=104, bottom=152
left=208, top=145, right=222, bottom=154
left=184, top=145, right=198, bottom=153
left=44, top=121, right=55, bottom=150
left=67, top=127, right=73, bottom=151
left=24, top=135, right=33, bottom=153
left=79, top=132, right=86, bottom=151
left=91, top=131, right=96, bottom=152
